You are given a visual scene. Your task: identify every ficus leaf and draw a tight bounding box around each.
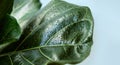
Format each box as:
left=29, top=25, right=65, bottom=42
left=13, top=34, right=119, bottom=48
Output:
left=0, top=0, right=94, bottom=65
left=0, top=14, right=21, bottom=53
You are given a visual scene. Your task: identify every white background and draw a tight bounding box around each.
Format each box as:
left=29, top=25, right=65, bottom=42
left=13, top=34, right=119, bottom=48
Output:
left=40, top=0, right=120, bottom=65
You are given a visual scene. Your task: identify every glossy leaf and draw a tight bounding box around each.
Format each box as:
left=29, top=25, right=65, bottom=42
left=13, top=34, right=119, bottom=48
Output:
left=0, top=14, right=21, bottom=53
left=0, top=0, right=94, bottom=65
left=11, top=0, right=42, bottom=31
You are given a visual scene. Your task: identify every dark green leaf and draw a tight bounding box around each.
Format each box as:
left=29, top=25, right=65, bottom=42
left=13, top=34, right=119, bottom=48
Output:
left=11, top=0, right=42, bottom=31
left=0, top=14, right=21, bottom=53
left=0, top=0, right=14, bottom=19
left=0, top=0, right=94, bottom=65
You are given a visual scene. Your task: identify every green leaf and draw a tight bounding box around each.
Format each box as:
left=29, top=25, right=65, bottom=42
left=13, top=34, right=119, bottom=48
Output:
left=0, top=0, right=14, bottom=19
left=11, top=0, right=42, bottom=31
left=0, top=14, right=21, bottom=53
left=0, top=0, right=94, bottom=65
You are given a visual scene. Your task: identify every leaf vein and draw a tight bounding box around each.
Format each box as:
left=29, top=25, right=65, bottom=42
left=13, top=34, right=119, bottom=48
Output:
left=20, top=54, right=35, bottom=65
left=38, top=48, right=53, bottom=61
left=8, top=55, right=13, bottom=65
left=44, top=20, right=83, bottom=45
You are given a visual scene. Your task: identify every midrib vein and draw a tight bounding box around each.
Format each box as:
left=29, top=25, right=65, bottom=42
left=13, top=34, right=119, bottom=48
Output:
left=0, top=44, right=83, bottom=57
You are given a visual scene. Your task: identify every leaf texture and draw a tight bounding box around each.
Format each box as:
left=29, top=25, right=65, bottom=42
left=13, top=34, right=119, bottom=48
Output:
left=11, top=0, right=42, bottom=31
left=0, top=0, right=94, bottom=65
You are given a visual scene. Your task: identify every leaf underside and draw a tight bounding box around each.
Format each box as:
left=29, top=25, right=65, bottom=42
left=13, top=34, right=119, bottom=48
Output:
left=0, top=0, right=94, bottom=65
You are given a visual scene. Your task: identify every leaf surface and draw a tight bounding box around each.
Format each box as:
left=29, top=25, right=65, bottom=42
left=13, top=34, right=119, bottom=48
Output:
left=11, top=0, right=42, bottom=31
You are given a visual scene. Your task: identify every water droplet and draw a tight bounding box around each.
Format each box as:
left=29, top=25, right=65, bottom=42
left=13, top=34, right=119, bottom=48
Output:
left=73, top=15, right=78, bottom=22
